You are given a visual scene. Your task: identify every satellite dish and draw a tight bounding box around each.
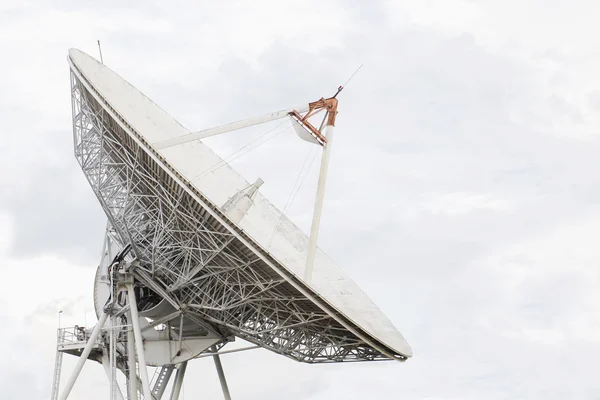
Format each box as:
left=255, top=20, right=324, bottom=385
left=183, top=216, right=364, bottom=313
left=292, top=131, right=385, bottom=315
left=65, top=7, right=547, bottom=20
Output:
left=52, top=48, right=412, bottom=400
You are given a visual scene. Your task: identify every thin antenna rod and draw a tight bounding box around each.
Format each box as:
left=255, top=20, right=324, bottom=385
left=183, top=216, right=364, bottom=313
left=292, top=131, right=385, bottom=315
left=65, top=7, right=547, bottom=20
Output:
left=97, top=40, right=104, bottom=64
left=343, top=64, right=363, bottom=87
left=333, top=64, right=363, bottom=98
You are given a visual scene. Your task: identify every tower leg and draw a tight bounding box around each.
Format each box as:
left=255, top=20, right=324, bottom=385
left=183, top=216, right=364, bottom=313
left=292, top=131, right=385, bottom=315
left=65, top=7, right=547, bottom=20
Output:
left=127, top=313, right=138, bottom=400
left=127, top=284, right=153, bottom=400
left=59, top=312, right=109, bottom=400
left=109, top=316, right=118, bottom=400
left=169, top=362, right=187, bottom=400
left=102, top=353, right=126, bottom=400
left=211, top=345, right=232, bottom=400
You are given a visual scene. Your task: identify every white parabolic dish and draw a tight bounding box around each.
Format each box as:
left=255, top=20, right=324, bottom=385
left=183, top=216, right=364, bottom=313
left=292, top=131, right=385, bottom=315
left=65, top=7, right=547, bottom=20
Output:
left=68, top=48, right=412, bottom=362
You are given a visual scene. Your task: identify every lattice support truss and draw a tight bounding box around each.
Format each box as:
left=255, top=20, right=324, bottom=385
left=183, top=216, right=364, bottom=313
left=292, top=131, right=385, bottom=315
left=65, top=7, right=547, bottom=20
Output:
left=70, top=70, right=393, bottom=363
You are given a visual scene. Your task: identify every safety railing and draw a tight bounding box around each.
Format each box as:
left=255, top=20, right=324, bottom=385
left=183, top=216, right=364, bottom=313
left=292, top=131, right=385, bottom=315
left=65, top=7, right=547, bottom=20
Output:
left=56, top=326, right=91, bottom=346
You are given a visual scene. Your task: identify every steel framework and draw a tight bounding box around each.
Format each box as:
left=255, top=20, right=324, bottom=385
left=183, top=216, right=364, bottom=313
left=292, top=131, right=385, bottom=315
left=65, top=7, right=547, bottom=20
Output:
left=53, top=286, right=220, bottom=400
left=69, top=62, right=398, bottom=364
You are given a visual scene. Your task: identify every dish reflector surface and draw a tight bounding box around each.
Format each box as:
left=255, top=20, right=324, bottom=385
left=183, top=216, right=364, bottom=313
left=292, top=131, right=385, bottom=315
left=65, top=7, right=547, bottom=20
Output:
left=68, top=48, right=411, bottom=362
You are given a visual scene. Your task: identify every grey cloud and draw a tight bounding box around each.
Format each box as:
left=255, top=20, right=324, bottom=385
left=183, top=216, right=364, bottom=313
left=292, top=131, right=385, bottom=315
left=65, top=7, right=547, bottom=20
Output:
left=24, top=295, right=87, bottom=325
left=3, top=1, right=600, bottom=399
left=588, top=90, right=600, bottom=111
left=0, top=126, right=107, bottom=264
left=548, top=94, right=584, bottom=123
left=0, top=370, right=43, bottom=399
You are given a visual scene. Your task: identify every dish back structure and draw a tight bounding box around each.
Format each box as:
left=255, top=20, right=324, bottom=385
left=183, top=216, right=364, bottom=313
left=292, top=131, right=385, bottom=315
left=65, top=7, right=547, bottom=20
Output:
left=52, top=48, right=412, bottom=400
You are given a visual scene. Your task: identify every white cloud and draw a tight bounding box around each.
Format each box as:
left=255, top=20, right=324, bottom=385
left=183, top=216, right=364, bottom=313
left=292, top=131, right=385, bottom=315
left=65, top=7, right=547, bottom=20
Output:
left=3, top=0, right=600, bottom=398
left=416, top=192, right=514, bottom=216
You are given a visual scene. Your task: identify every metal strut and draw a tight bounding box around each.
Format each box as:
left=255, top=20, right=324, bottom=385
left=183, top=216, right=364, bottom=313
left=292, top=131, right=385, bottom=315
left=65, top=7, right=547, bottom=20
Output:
left=102, top=353, right=125, bottom=400
left=169, top=362, right=187, bottom=400
left=304, top=97, right=339, bottom=284
left=154, top=105, right=310, bottom=149
left=211, top=345, right=232, bottom=400
left=127, top=283, right=153, bottom=400
left=127, top=312, right=138, bottom=400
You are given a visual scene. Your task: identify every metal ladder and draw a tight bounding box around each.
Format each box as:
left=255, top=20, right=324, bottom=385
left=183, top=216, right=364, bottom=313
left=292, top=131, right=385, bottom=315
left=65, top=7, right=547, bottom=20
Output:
left=50, top=330, right=64, bottom=400
left=151, top=366, right=175, bottom=399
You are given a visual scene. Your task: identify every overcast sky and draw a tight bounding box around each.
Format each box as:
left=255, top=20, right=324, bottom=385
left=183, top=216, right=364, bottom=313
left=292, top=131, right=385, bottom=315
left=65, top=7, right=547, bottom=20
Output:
left=2, top=1, right=600, bottom=399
